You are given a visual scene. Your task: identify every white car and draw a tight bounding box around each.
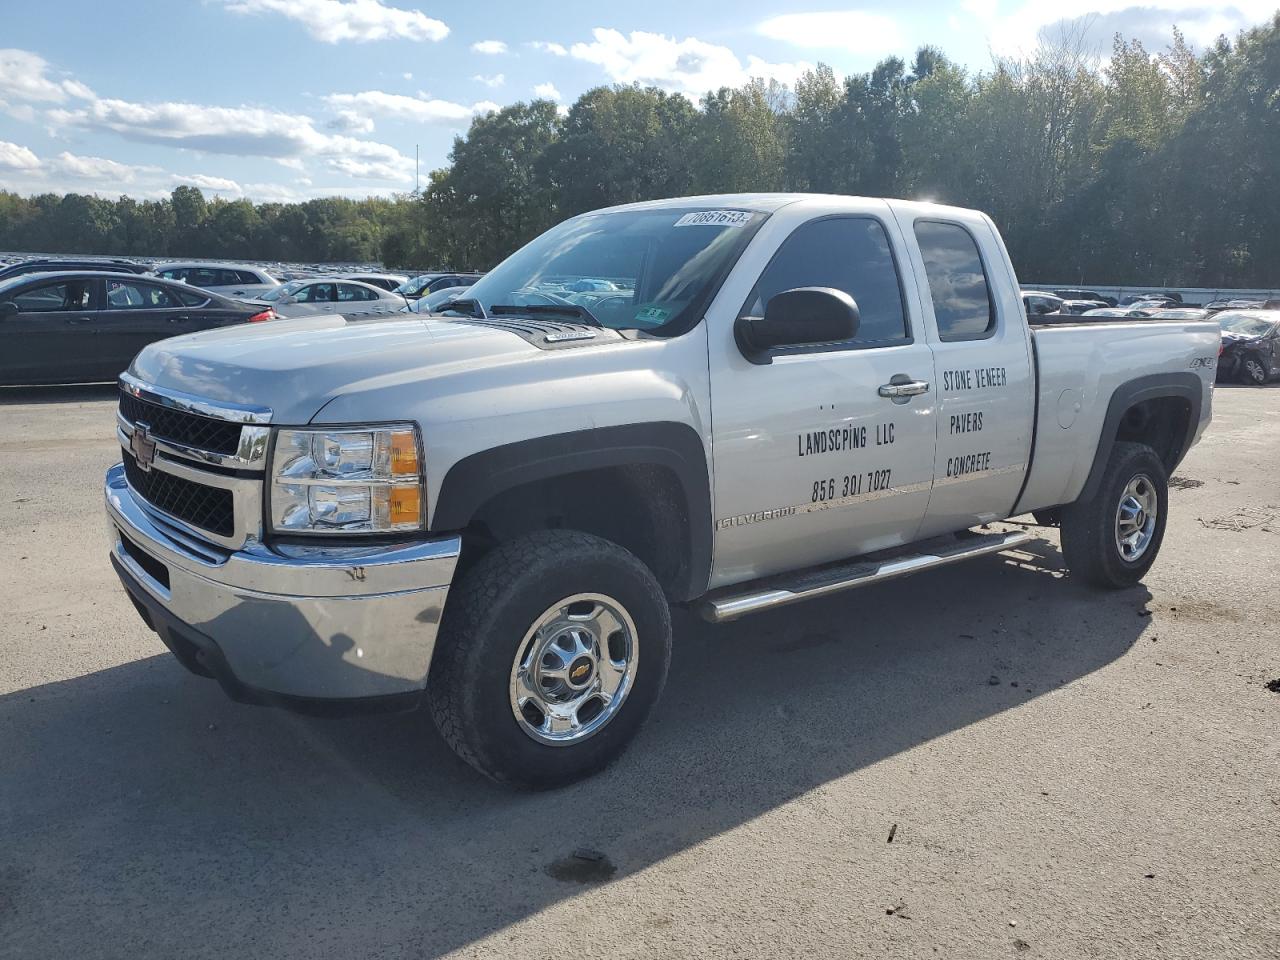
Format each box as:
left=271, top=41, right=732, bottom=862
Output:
left=338, top=272, right=409, bottom=292
left=154, top=262, right=280, bottom=299
left=248, top=278, right=407, bottom=318
left=107, top=194, right=1217, bottom=787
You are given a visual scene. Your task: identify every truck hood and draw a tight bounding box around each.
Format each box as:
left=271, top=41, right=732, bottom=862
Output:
left=129, top=313, right=537, bottom=424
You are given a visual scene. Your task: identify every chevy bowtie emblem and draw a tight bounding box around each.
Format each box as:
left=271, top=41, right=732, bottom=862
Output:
left=130, top=423, right=157, bottom=472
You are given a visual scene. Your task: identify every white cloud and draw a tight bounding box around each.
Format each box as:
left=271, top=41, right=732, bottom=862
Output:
left=0, top=139, right=40, bottom=171
left=324, top=89, right=494, bottom=125
left=328, top=109, right=377, bottom=133
left=49, top=151, right=146, bottom=182
left=474, top=73, right=505, bottom=88
left=217, top=0, right=448, bottom=43
left=0, top=48, right=95, bottom=105
left=756, top=11, right=906, bottom=53
left=470, top=39, right=508, bottom=54
left=402, top=71, right=413, bottom=80
left=570, top=28, right=814, bottom=96
left=528, top=40, right=568, bottom=56
left=982, top=1, right=1277, bottom=57
left=48, top=96, right=413, bottom=183
left=172, top=173, right=244, bottom=195
left=533, top=82, right=561, bottom=101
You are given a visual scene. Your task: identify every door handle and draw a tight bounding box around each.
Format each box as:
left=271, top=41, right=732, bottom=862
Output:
left=878, top=379, right=930, bottom=398
left=68, top=316, right=93, bottom=324
left=168, top=315, right=191, bottom=323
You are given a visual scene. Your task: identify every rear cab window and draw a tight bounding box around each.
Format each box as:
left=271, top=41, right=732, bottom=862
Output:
left=913, top=220, right=996, bottom=340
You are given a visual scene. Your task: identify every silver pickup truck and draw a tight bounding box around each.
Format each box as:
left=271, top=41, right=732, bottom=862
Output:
left=104, top=194, right=1218, bottom=787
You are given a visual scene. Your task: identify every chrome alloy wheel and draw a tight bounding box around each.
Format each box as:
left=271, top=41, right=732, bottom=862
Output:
left=1244, top=357, right=1266, bottom=383
left=509, top=593, right=638, bottom=746
left=1115, top=473, right=1158, bottom=562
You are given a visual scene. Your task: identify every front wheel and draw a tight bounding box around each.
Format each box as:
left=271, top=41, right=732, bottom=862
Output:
left=428, top=530, right=671, bottom=789
left=1060, top=442, right=1169, bottom=588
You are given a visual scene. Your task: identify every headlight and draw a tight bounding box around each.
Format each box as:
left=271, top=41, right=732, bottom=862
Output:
left=270, top=425, right=423, bottom=534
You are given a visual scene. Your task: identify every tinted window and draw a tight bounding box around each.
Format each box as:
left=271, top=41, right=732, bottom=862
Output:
left=105, top=280, right=178, bottom=309
left=337, top=284, right=372, bottom=302
left=914, top=221, right=995, bottom=339
left=297, top=283, right=335, bottom=303
left=176, top=288, right=209, bottom=307
left=744, top=217, right=907, bottom=345
left=157, top=268, right=188, bottom=282
left=12, top=280, right=93, bottom=312
left=236, top=270, right=261, bottom=285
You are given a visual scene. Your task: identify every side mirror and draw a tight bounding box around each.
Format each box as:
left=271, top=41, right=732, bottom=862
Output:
left=0, top=301, right=17, bottom=318
left=736, top=287, right=859, bottom=364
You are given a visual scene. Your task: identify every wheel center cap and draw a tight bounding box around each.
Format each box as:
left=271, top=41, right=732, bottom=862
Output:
left=567, top=656, right=595, bottom=688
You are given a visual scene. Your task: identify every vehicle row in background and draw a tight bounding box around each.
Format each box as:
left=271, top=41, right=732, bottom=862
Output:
left=0, top=257, right=151, bottom=282
left=0, top=271, right=275, bottom=385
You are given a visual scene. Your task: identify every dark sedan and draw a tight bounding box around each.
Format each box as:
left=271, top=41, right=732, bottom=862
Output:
left=1216, top=310, right=1280, bottom=385
left=0, top=271, right=275, bottom=385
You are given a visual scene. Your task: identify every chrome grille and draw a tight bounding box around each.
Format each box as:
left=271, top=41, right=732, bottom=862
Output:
left=122, top=448, right=235, bottom=537
left=118, top=390, right=243, bottom=455
left=115, top=373, right=272, bottom=549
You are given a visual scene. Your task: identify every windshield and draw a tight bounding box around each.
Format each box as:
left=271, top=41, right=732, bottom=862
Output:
left=259, top=280, right=307, bottom=301
left=452, top=207, right=765, bottom=332
left=1218, top=313, right=1276, bottom=337
left=395, top=274, right=438, bottom=295
left=409, top=285, right=472, bottom=314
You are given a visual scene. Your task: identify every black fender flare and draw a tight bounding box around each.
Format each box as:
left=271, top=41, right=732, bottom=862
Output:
left=1077, top=372, right=1203, bottom=504
left=431, top=422, right=712, bottom=601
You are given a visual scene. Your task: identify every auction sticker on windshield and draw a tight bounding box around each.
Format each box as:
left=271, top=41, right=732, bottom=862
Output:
left=674, top=210, right=753, bottom=227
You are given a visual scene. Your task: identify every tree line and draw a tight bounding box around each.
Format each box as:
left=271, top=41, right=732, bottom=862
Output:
left=1, top=15, right=1277, bottom=285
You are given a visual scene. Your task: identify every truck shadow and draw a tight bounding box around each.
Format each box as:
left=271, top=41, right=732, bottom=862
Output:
left=0, top=383, right=117, bottom=405
left=1, top=537, right=1149, bottom=959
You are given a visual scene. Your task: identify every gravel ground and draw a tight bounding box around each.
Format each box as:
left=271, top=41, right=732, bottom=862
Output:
left=1, top=383, right=1277, bottom=960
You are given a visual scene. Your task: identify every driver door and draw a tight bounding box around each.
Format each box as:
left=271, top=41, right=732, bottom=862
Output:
left=708, top=211, right=938, bottom=587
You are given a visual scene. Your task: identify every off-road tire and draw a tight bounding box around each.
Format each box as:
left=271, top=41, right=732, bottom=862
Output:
left=1060, top=441, right=1168, bottom=588
left=428, top=530, right=671, bottom=789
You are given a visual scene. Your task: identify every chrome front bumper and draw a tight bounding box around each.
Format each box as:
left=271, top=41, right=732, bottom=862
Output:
left=105, top=463, right=461, bottom=705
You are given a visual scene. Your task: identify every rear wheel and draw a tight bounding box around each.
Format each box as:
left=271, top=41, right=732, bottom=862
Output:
left=1060, top=442, right=1168, bottom=588
left=1240, top=354, right=1268, bottom=385
left=429, top=530, right=671, bottom=789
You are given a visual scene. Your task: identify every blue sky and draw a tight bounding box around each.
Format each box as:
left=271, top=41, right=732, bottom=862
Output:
left=0, top=0, right=1273, bottom=202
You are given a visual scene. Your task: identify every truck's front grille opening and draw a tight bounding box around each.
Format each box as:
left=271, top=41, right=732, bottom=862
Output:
left=119, top=389, right=244, bottom=455
left=122, top=449, right=235, bottom=538
left=118, top=529, right=171, bottom=590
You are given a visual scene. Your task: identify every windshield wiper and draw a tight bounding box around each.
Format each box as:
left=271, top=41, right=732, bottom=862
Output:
left=489, top=303, right=603, bottom=327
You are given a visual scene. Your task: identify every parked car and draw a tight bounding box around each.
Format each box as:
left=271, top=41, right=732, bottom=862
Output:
left=247, top=278, right=407, bottom=318
left=153, top=262, right=280, bottom=299
left=0, top=257, right=151, bottom=282
left=1119, top=294, right=1180, bottom=307
left=395, top=272, right=484, bottom=300
left=1146, top=308, right=1211, bottom=321
left=1022, top=290, right=1065, bottom=317
left=1081, top=307, right=1150, bottom=318
left=1054, top=288, right=1117, bottom=307
left=106, top=194, right=1217, bottom=787
left=0, top=271, right=274, bottom=385
left=405, top=284, right=472, bottom=314
left=1215, top=310, right=1280, bottom=385
left=338, top=272, right=409, bottom=292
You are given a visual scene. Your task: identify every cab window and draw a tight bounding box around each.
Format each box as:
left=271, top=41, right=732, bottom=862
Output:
left=297, top=283, right=335, bottom=303
left=914, top=220, right=996, bottom=340
left=743, top=216, right=908, bottom=347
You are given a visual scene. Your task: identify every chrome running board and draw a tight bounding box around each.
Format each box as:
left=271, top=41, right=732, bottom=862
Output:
left=698, top=530, right=1031, bottom=623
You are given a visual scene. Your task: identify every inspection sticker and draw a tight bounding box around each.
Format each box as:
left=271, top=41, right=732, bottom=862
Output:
left=673, top=210, right=752, bottom=227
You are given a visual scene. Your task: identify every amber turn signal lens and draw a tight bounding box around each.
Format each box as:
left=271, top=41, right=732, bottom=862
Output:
left=389, top=486, right=421, bottom=526
left=390, top=430, right=419, bottom=477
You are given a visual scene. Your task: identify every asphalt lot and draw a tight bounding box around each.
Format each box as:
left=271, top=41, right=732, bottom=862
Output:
left=1, top=383, right=1277, bottom=960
